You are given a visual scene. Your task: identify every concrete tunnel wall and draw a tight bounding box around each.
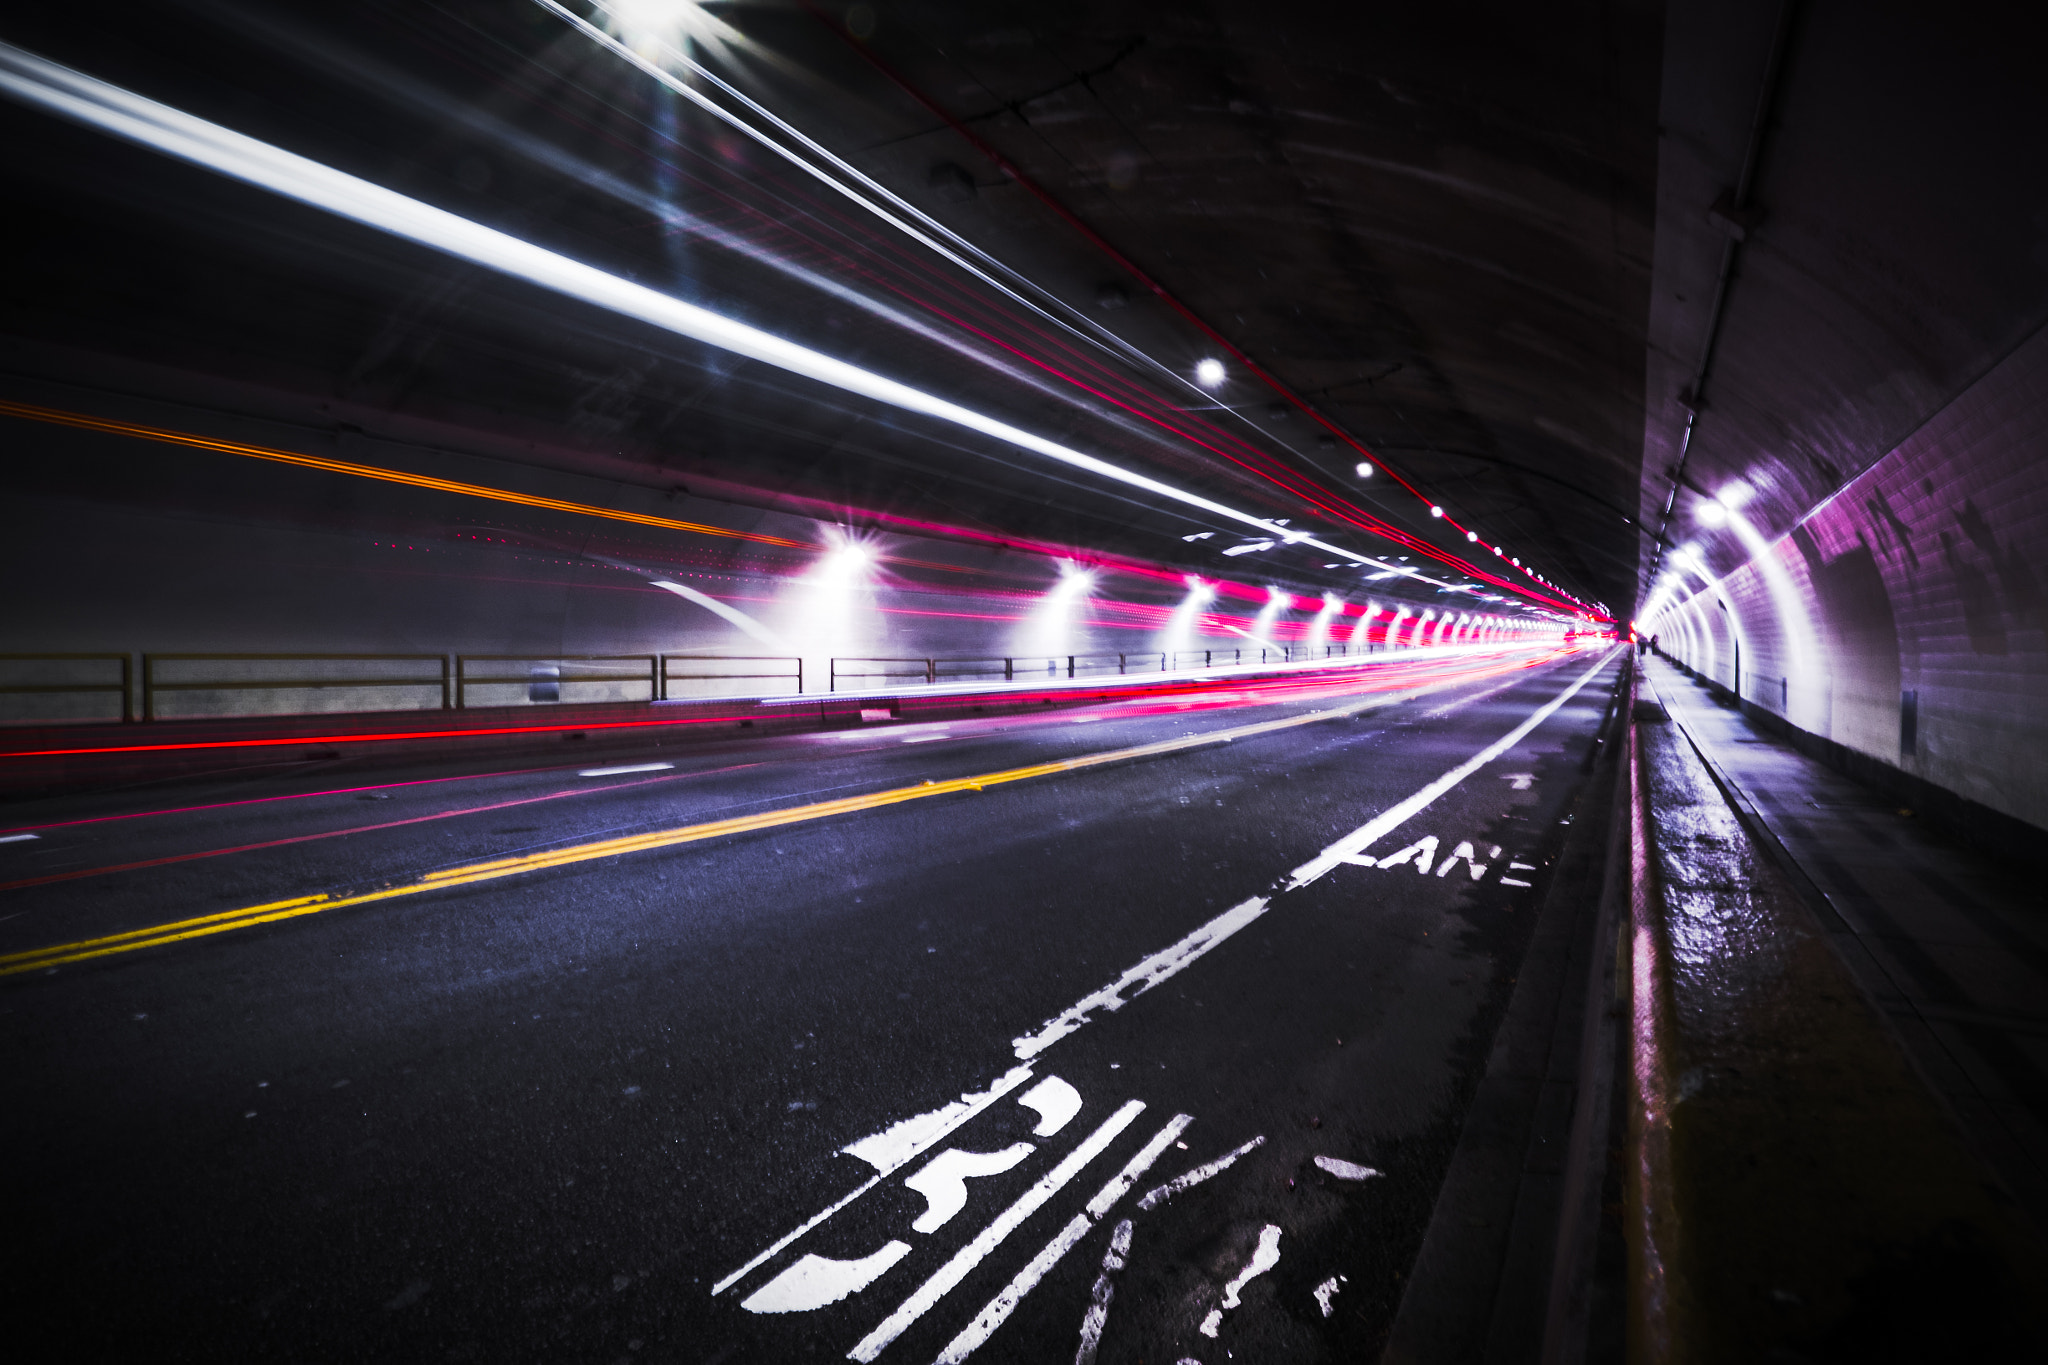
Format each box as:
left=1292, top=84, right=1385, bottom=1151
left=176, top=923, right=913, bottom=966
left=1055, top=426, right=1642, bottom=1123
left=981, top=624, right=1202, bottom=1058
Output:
left=1650, top=323, right=2048, bottom=833
left=1, top=417, right=1558, bottom=726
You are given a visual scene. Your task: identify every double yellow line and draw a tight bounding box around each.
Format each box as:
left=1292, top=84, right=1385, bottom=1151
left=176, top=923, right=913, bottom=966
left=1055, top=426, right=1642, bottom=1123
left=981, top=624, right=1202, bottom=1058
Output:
left=0, top=689, right=1411, bottom=978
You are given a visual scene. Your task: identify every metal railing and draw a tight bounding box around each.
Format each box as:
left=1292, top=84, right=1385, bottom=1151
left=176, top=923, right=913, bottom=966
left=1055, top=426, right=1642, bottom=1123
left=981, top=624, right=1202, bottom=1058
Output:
left=144, top=653, right=451, bottom=721
left=0, top=653, right=132, bottom=724
left=2, top=639, right=1386, bottom=724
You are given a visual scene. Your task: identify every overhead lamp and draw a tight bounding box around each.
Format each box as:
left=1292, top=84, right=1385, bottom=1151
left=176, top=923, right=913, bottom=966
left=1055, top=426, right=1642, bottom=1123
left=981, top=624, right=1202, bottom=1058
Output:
left=1194, top=358, right=1226, bottom=388
left=1696, top=499, right=1728, bottom=527
left=1355, top=461, right=1374, bottom=478
left=1717, top=481, right=1753, bottom=508
left=1430, top=505, right=1444, bottom=518
left=1466, top=530, right=1478, bottom=542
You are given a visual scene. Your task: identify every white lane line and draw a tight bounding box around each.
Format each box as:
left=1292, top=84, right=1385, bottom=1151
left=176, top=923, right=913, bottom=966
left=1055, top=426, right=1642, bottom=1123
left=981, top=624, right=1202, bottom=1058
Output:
left=577, top=762, right=674, bottom=777
left=1136, top=1134, right=1266, bottom=1211
left=1313, top=1275, right=1342, bottom=1318
left=0, top=832, right=40, bottom=843
left=717, top=649, right=1613, bottom=1299
left=710, top=1067, right=1035, bottom=1297
left=933, top=1114, right=1193, bottom=1364
left=1283, top=651, right=1611, bottom=887
left=1013, top=650, right=1615, bottom=1062
left=1072, top=1218, right=1133, bottom=1365
left=848, top=1100, right=1148, bottom=1363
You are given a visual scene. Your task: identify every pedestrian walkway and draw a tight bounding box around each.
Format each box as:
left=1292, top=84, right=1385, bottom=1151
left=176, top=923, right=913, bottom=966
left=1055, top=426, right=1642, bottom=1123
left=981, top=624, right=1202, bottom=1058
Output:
left=1643, top=655, right=2048, bottom=1231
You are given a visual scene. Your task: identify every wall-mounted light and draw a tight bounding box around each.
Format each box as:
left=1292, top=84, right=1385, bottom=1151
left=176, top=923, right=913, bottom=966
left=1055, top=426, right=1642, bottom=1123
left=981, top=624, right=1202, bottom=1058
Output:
left=1195, top=358, right=1226, bottom=388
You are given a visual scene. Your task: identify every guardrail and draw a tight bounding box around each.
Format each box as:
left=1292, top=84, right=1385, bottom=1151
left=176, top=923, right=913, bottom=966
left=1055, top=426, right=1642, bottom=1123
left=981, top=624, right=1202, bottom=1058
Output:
left=2, top=640, right=1387, bottom=722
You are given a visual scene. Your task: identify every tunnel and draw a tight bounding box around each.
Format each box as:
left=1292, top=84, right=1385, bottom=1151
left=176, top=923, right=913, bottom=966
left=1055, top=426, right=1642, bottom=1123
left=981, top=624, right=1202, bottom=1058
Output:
left=1, top=1, right=2043, bottom=1360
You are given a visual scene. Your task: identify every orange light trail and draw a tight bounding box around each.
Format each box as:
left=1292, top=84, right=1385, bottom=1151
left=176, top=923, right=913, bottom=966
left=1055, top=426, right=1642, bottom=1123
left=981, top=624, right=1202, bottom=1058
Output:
left=0, top=399, right=810, bottom=548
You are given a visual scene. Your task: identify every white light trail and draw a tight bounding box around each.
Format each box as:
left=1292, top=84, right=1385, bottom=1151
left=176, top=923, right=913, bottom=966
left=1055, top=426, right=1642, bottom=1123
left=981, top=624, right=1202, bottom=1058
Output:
left=0, top=42, right=1350, bottom=562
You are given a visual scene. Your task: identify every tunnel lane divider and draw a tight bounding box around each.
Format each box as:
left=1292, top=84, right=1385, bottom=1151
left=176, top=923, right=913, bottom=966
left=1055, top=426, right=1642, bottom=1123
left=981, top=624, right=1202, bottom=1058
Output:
left=0, top=656, right=1583, bottom=978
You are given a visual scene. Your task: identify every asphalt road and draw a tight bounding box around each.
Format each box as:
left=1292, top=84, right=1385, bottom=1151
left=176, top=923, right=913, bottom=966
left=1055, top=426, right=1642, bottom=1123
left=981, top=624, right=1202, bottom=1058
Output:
left=2, top=645, right=1623, bottom=1363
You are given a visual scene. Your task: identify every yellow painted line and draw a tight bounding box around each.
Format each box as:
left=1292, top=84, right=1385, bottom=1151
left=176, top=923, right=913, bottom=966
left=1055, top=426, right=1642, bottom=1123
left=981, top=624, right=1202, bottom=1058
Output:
left=0, top=658, right=1563, bottom=977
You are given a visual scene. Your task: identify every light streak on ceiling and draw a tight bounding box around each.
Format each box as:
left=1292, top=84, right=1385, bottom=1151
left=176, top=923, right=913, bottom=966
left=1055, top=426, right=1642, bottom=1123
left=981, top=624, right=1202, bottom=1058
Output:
left=0, top=398, right=809, bottom=548
left=0, top=41, right=1487, bottom=599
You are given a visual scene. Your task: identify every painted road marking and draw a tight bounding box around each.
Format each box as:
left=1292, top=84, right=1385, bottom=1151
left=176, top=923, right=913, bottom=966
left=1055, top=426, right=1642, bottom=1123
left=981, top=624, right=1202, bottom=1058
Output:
left=1313, top=1156, right=1383, bottom=1181
left=1200, top=1224, right=1282, bottom=1338
left=1137, top=1135, right=1267, bottom=1211
left=1502, top=773, right=1536, bottom=790
left=933, top=1114, right=1193, bottom=1363
left=1072, top=1217, right=1134, bottom=1365
left=904, top=1145, right=1037, bottom=1234
left=4, top=656, right=1572, bottom=977
left=577, top=762, right=675, bottom=776
left=0, top=833, right=38, bottom=843
left=1017, top=1076, right=1083, bottom=1136
left=740, top=1241, right=914, bottom=1315
left=1314, top=1275, right=1343, bottom=1318
left=714, top=650, right=1614, bottom=1302
left=848, top=1100, right=1148, bottom=1362
left=712, top=1068, right=1038, bottom=1298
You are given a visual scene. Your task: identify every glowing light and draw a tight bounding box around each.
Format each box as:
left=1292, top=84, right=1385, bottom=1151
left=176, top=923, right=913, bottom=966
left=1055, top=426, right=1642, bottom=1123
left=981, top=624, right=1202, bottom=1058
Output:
left=1430, top=505, right=1444, bottom=518
left=1466, top=530, right=1478, bottom=542
left=1195, top=358, right=1227, bottom=388
left=0, top=46, right=1383, bottom=581
left=1716, top=482, right=1752, bottom=509
left=1696, top=499, right=1728, bottom=527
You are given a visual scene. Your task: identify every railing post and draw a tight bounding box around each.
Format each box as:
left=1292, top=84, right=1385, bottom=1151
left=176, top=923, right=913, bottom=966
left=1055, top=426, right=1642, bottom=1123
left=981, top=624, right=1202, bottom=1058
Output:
left=142, top=654, right=156, bottom=721
left=926, top=658, right=936, bottom=685
left=1005, top=657, right=1014, bottom=682
left=441, top=655, right=454, bottom=710
left=652, top=653, right=663, bottom=702
left=455, top=656, right=467, bottom=709
left=122, top=653, right=136, bottom=723
left=795, top=658, right=803, bottom=695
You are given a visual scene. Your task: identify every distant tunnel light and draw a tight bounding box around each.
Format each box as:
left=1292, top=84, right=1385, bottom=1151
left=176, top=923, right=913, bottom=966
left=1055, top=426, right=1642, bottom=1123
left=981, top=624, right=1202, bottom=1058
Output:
left=1429, top=505, right=1443, bottom=518
left=1466, top=530, right=1478, bottom=542
left=1195, top=358, right=1227, bottom=388
left=1355, top=461, right=1374, bottom=478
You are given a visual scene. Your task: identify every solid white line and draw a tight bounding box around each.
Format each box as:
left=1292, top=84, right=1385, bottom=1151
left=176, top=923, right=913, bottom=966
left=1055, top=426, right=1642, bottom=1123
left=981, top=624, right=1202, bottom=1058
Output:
left=577, top=762, right=675, bottom=777
left=1282, top=650, right=1612, bottom=887
left=1136, top=1134, right=1267, bottom=1211
left=719, top=647, right=1613, bottom=1300
left=1011, top=649, right=1616, bottom=1062
left=0, top=832, right=39, bottom=843
left=848, top=1101, right=1147, bottom=1363
left=933, top=1115, right=1192, bottom=1363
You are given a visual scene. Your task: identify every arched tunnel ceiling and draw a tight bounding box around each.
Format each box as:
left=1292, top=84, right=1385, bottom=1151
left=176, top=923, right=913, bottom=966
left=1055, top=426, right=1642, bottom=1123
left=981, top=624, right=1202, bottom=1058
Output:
left=1, top=1, right=2041, bottom=623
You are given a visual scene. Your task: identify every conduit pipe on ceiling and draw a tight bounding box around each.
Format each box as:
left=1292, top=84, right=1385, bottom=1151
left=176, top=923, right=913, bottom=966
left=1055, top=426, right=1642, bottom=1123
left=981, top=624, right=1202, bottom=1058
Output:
left=796, top=0, right=1594, bottom=607
left=1650, top=0, right=1802, bottom=594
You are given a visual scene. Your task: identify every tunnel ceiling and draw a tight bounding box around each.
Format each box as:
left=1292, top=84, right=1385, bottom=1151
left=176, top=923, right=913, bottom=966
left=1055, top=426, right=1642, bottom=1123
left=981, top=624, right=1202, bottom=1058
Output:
left=18, top=2, right=2036, bottom=627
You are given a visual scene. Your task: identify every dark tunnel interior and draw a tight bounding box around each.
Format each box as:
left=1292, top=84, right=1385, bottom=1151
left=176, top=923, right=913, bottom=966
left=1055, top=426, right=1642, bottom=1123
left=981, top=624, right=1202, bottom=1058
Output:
left=2, top=2, right=2044, bottom=1361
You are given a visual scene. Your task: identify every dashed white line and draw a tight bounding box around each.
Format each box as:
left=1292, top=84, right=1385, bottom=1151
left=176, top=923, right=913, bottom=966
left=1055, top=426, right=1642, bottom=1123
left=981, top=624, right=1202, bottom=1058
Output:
left=0, top=832, right=41, bottom=843
left=576, top=762, right=674, bottom=777
left=848, top=1100, right=1147, bottom=1362
left=1072, top=1218, right=1133, bottom=1365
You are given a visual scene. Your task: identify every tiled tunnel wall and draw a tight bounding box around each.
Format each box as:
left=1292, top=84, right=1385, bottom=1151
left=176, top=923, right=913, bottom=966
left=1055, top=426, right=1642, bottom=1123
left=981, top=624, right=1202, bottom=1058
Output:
left=1652, top=325, right=2048, bottom=833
